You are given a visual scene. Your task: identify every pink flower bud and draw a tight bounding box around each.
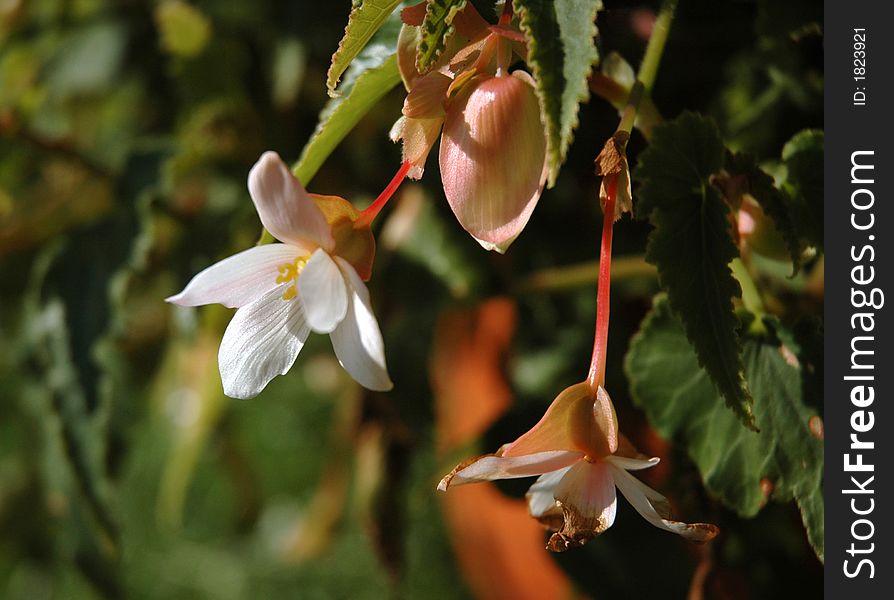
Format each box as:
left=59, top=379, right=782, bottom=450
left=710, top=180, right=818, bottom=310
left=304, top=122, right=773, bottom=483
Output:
left=439, top=71, right=548, bottom=253
left=738, top=197, right=790, bottom=262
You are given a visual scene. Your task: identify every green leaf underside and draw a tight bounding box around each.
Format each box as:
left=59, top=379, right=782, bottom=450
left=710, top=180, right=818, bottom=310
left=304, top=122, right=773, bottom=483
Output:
left=625, top=296, right=824, bottom=561
left=416, top=0, right=467, bottom=73
left=296, top=45, right=402, bottom=186
left=635, top=112, right=754, bottom=427
left=726, top=152, right=804, bottom=274
left=782, top=129, right=824, bottom=249
left=326, top=0, right=403, bottom=96
left=514, top=0, right=602, bottom=187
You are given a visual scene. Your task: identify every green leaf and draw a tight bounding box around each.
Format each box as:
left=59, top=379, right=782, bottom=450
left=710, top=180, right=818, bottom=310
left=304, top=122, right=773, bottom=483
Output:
left=416, top=0, right=467, bottom=73
left=782, top=129, right=823, bottom=249
left=625, top=296, right=824, bottom=561
left=326, top=0, right=403, bottom=96
left=726, top=151, right=804, bottom=274
left=635, top=112, right=754, bottom=428
left=296, top=34, right=403, bottom=185
left=514, top=0, right=602, bottom=186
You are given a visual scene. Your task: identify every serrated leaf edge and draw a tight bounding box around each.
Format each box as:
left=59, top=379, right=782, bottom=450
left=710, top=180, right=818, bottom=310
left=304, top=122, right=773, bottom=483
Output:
left=327, top=0, right=403, bottom=97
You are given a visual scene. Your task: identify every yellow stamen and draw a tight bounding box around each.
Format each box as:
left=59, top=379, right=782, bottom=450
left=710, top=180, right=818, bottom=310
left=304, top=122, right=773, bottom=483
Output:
left=275, top=255, right=309, bottom=301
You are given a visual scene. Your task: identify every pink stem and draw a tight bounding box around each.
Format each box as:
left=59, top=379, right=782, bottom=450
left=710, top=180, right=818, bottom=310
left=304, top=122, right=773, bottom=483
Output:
left=356, top=161, right=412, bottom=227
left=587, top=177, right=617, bottom=393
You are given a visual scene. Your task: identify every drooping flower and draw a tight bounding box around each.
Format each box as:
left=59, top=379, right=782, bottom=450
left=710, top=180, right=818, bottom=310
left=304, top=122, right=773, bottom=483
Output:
left=167, top=151, right=393, bottom=398
left=438, top=382, right=719, bottom=551
left=390, top=4, right=548, bottom=253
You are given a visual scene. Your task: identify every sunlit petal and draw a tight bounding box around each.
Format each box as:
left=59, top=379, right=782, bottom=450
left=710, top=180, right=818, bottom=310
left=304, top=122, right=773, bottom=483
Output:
left=297, top=249, right=348, bottom=333
left=248, top=151, right=335, bottom=251
left=390, top=115, right=444, bottom=179
left=439, top=451, right=583, bottom=491
left=503, top=382, right=617, bottom=459
left=329, top=258, right=393, bottom=391
left=218, top=286, right=310, bottom=399
left=166, top=244, right=303, bottom=308
left=439, top=71, right=547, bottom=253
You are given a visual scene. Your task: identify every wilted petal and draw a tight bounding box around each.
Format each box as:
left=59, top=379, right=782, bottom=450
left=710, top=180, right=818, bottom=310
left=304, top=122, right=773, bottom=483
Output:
left=609, top=463, right=719, bottom=542
left=439, top=71, right=547, bottom=253
left=595, top=133, right=633, bottom=220
left=329, top=258, right=393, bottom=391
left=439, top=451, right=583, bottom=491
left=547, top=461, right=617, bottom=552
left=166, top=244, right=303, bottom=308
left=297, top=249, right=348, bottom=334
left=503, top=382, right=617, bottom=460
left=248, top=151, right=335, bottom=251
left=218, top=286, right=310, bottom=399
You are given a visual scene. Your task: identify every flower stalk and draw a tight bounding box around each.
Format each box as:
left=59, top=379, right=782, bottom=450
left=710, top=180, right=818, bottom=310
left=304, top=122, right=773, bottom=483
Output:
left=589, top=0, right=678, bottom=393
left=356, top=161, right=412, bottom=227
left=587, top=178, right=616, bottom=392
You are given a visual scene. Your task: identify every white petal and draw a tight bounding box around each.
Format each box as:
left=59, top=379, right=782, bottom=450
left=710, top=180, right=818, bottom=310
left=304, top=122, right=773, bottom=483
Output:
left=553, top=461, right=617, bottom=533
left=605, top=455, right=661, bottom=471
left=329, top=258, right=393, bottom=391
left=439, top=451, right=583, bottom=490
left=297, top=249, right=348, bottom=334
left=609, top=464, right=719, bottom=542
left=527, top=466, right=573, bottom=518
left=218, top=286, right=310, bottom=399
left=248, top=151, right=334, bottom=251
left=166, top=244, right=304, bottom=309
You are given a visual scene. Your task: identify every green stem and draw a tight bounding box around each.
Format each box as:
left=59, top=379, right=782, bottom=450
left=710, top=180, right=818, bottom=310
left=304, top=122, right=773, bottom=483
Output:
left=515, top=255, right=655, bottom=294
left=617, top=0, right=677, bottom=136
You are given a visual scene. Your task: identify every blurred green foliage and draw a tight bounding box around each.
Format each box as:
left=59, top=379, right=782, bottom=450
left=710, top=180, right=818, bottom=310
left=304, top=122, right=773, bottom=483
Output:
left=0, top=0, right=822, bottom=599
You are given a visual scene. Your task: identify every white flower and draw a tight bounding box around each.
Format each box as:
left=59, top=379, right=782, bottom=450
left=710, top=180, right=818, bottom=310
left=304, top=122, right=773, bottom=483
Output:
left=439, top=383, right=718, bottom=551
left=166, top=151, right=393, bottom=398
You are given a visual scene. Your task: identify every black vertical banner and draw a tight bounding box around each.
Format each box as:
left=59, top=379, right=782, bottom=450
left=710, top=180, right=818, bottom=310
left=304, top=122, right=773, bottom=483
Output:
left=825, top=1, right=894, bottom=596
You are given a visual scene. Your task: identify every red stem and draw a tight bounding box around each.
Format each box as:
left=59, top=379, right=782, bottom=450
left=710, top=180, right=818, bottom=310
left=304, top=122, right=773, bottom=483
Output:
left=356, top=161, right=411, bottom=227
left=587, top=177, right=617, bottom=393
left=500, top=0, right=513, bottom=25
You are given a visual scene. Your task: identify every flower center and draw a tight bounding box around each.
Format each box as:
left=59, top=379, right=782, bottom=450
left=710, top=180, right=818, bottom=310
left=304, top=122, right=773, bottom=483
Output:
left=275, top=255, right=309, bottom=301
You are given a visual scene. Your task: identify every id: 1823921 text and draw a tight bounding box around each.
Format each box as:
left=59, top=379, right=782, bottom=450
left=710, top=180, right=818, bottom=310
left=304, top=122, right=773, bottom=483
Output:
left=854, top=28, right=867, bottom=106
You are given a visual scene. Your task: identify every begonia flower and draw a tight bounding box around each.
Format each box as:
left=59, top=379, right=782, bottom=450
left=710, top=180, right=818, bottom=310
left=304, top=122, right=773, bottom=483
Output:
left=390, top=4, right=548, bottom=253
left=439, top=71, right=548, bottom=252
left=438, top=382, right=719, bottom=551
left=167, top=151, right=392, bottom=398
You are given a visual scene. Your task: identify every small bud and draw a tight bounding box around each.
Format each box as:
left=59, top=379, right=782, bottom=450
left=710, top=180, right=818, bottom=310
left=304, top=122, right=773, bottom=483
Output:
left=738, top=197, right=789, bottom=262
left=439, top=71, right=547, bottom=253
